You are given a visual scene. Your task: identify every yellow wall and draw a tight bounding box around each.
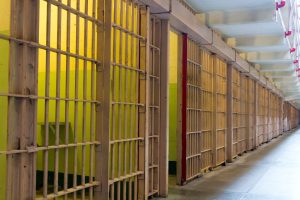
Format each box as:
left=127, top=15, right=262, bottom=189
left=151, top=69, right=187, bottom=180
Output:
left=0, top=0, right=10, bottom=34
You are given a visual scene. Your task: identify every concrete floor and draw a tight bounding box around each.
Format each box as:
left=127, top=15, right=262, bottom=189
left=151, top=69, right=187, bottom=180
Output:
left=157, top=129, right=300, bottom=200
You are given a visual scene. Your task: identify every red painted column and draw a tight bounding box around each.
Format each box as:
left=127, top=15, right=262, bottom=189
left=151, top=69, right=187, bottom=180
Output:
left=181, top=33, right=188, bottom=184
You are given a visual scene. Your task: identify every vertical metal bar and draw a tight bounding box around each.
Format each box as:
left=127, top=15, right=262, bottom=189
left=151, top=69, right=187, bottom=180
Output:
left=257, top=84, right=261, bottom=145
left=73, top=1, right=80, bottom=199
left=193, top=41, right=195, bottom=175
left=145, top=6, right=151, bottom=198
left=123, top=1, right=129, bottom=199
left=111, top=0, right=117, bottom=198
left=249, top=79, right=253, bottom=150
left=64, top=1, right=71, bottom=199
left=150, top=17, right=154, bottom=195
left=138, top=5, right=150, bottom=199
left=279, top=97, right=283, bottom=134
left=196, top=54, right=198, bottom=172
left=150, top=17, right=153, bottom=195
left=81, top=1, right=89, bottom=199
left=129, top=1, right=134, bottom=199
left=186, top=39, right=189, bottom=180
left=191, top=41, right=193, bottom=178
left=223, top=61, right=227, bottom=164
left=134, top=3, right=138, bottom=200
left=250, top=79, right=253, bottom=149
left=187, top=39, right=189, bottom=179
left=54, top=1, right=62, bottom=197
left=198, top=45, right=201, bottom=174
left=118, top=0, right=123, bottom=199
left=7, top=0, right=39, bottom=199
left=43, top=1, right=51, bottom=197
left=89, top=0, right=96, bottom=199
left=269, top=92, right=271, bottom=140
left=181, top=33, right=188, bottom=184
left=212, top=56, right=217, bottom=167
left=226, top=64, right=233, bottom=163
left=96, top=0, right=111, bottom=199
left=135, top=3, right=140, bottom=200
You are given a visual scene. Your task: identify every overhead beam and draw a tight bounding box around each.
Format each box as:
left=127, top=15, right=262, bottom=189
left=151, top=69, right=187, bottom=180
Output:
left=268, top=74, right=295, bottom=78
left=261, top=67, right=294, bottom=72
left=249, top=59, right=293, bottom=65
left=274, top=79, right=298, bottom=83
left=285, top=98, right=300, bottom=101
left=280, top=89, right=300, bottom=93
left=230, top=35, right=285, bottom=47
left=236, top=45, right=289, bottom=53
left=284, top=91, right=300, bottom=96
left=210, top=21, right=283, bottom=37
left=285, top=94, right=300, bottom=101
left=206, top=8, right=275, bottom=25
left=186, top=0, right=274, bottom=12
left=280, top=85, right=300, bottom=89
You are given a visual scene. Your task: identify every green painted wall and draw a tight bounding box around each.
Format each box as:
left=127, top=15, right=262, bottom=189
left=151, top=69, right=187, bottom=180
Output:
left=36, top=68, right=94, bottom=175
left=0, top=37, right=9, bottom=199
left=0, top=0, right=10, bottom=196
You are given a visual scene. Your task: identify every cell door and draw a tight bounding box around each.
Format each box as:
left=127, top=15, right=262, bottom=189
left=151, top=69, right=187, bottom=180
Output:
left=148, top=16, right=161, bottom=197
left=283, top=102, right=289, bottom=131
left=184, top=38, right=202, bottom=182
left=237, top=75, right=247, bottom=155
left=214, top=57, right=227, bottom=166
left=278, top=97, right=284, bottom=136
left=268, top=93, right=274, bottom=140
left=232, top=68, right=240, bottom=158
left=275, top=96, right=280, bottom=137
left=247, top=78, right=255, bottom=150
left=200, top=49, right=214, bottom=171
left=109, top=0, right=150, bottom=199
left=256, top=84, right=263, bottom=145
left=263, top=89, right=269, bottom=143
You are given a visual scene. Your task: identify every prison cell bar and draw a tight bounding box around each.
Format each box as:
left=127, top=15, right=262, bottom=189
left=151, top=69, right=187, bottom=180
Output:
left=181, top=33, right=188, bottom=184
left=186, top=39, right=202, bottom=181
left=200, top=49, right=214, bottom=170
left=6, top=1, right=39, bottom=199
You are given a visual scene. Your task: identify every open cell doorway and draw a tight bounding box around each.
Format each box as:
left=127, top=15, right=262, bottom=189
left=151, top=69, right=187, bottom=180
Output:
left=168, top=29, right=182, bottom=185
left=167, top=30, right=228, bottom=185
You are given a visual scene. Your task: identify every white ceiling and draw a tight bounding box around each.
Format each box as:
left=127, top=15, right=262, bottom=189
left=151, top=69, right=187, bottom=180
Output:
left=187, top=0, right=274, bottom=12
left=186, top=0, right=300, bottom=106
left=210, top=21, right=284, bottom=37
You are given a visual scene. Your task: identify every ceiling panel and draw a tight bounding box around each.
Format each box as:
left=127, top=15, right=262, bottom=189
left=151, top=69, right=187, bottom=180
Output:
left=186, top=0, right=274, bottom=12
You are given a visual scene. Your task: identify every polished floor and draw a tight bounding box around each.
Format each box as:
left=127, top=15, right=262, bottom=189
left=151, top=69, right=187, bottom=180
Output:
left=158, top=128, right=300, bottom=200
